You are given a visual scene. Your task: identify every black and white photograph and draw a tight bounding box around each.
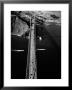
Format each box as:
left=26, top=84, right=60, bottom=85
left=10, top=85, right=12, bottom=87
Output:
left=4, top=4, right=69, bottom=86
left=11, top=11, right=61, bottom=79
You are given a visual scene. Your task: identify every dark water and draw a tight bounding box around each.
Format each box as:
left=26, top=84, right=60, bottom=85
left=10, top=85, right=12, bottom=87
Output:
left=11, top=51, right=27, bottom=79
left=11, top=35, right=28, bottom=79
left=36, top=48, right=61, bottom=79
left=36, top=24, right=61, bottom=79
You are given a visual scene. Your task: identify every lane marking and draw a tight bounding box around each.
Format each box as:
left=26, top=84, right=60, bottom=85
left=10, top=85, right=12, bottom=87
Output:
left=37, top=49, right=46, bottom=50
left=11, top=50, right=24, bottom=52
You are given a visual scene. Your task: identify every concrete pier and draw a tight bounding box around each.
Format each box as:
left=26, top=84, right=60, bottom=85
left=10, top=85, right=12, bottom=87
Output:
left=26, top=18, right=37, bottom=79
